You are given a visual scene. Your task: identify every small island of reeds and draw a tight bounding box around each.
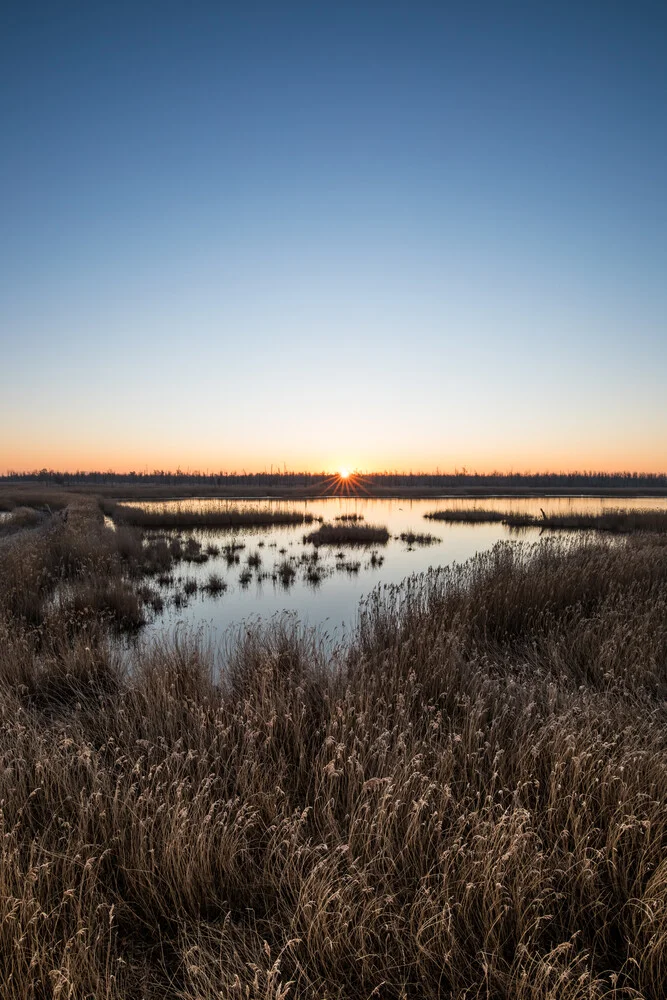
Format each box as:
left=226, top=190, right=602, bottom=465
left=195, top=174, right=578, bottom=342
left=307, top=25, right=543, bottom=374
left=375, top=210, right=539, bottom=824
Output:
left=425, top=507, right=667, bottom=532
left=303, top=522, right=390, bottom=546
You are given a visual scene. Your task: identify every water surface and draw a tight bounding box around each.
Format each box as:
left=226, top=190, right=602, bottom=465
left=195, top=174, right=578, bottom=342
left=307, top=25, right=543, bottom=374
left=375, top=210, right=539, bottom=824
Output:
left=127, top=496, right=667, bottom=643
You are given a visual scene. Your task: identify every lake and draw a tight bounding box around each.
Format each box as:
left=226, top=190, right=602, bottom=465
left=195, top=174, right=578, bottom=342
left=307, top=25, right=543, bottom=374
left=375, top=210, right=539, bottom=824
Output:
left=126, top=495, right=667, bottom=645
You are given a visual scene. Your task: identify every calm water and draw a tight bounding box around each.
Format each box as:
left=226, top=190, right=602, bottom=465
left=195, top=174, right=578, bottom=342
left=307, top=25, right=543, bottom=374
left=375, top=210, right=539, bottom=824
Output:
left=128, top=496, right=667, bottom=644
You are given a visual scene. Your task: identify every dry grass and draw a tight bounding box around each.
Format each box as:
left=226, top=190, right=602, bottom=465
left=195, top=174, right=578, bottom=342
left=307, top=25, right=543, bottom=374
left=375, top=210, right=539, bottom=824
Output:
left=4, top=507, right=667, bottom=995
left=276, top=558, right=297, bottom=585
left=0, top=506, right=46, bottom=534
left=505, top=508, right=667, bottom=532
left=425, top=507, right=667, bottom=532
left=0, top=499, right=184, bottom=630
left=107, top=501, right=314, bottom=529
left=398, top=530, right=440, bottom=545
left=203, top=572, right=227, bottom=595
left=0, top=487, right=72, bottom=511
left=304, top=523, right=390, bottom=546
left=425, top=508, right=508, bottom=523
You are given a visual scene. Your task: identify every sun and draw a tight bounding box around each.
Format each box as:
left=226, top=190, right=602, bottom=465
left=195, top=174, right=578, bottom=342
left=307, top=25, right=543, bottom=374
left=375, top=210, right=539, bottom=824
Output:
left=320, top=467, right=371, bottom=496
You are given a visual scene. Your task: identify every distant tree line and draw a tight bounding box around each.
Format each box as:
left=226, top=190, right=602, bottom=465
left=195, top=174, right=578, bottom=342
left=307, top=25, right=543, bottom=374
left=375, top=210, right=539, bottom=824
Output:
left=2, top=469, right=667, bottom=488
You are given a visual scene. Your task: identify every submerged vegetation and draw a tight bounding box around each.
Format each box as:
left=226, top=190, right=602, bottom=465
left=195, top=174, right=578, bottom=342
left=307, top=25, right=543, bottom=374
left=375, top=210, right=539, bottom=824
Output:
left=3, top=490, right=667, bottom=995
left=304, top=522, right=390, bottom=546
left=398, top=530, right=440, bottom=545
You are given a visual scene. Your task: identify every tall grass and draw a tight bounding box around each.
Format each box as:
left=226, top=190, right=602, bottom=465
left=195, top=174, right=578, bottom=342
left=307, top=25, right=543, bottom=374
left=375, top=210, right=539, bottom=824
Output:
left=504, top=508, right=667, bottom=532
left=3, top=509, right=667, bottom=994
left=425, top=507, right=667, bottom=532
left=0, top=506, right=46, bottom=534
left=425, top=508, right=508, bottom=522
left=304, top=523, right=390, bottom=546
left=108, top=502, right=314, bottom=529
left=398, top=530, right=439, bottom=545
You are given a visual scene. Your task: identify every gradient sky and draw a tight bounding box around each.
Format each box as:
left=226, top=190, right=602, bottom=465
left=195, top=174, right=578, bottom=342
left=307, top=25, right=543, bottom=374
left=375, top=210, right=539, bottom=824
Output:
left=2, top=1, right=666, bottom=474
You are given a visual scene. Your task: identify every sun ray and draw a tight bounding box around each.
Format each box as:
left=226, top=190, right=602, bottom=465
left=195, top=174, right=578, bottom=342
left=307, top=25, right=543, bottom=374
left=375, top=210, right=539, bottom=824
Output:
left=314, top=469, right=375, bottom=498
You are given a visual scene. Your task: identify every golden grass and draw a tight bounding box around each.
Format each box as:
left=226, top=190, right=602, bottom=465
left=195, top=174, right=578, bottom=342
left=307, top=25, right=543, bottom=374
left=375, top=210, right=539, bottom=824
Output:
left=3, top=503, right=667, bottom=995
left=505, top=508, right=667, bottom=532
left=108, top=501, right=314, bottom=529
left=425, top=508, right=508, bottom=522
left=425, top=507, right=667, bottom=532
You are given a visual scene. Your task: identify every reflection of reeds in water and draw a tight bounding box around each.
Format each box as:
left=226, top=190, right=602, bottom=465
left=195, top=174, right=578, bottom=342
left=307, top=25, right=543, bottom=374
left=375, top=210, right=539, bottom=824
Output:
left=203, top=572, right=226, bottom=595
left=398, top=531, right=439, bottom=545
left=223, top=547, right=241, bottom=566
left=425, top=507, right=667, bottom=532
left=304, top=523, right=390, bottom=546
left=506, top=508, right=667, bottom=532
left=276, top=559, right=296, bottom=586
left=109, top=502, right=314, bottom=529
left=425, top=508, right=507, bottom=523
left=6, top=495, right=667, bottom=995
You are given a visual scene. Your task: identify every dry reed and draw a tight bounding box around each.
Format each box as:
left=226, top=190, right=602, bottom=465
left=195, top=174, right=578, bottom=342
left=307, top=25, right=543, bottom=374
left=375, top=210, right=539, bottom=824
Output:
left=2, top=503, right=667, bottom=996
left=304, top=523, right=390, bottom=546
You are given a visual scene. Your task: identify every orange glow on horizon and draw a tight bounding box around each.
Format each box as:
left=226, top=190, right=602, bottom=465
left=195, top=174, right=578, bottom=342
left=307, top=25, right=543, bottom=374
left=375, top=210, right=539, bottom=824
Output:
left=2, top=448, right=667, bottom=479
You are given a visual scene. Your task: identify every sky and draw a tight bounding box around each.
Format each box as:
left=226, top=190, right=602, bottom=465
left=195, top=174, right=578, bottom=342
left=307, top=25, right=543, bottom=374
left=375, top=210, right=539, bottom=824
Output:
left=1, top=0, right=666, bottom=474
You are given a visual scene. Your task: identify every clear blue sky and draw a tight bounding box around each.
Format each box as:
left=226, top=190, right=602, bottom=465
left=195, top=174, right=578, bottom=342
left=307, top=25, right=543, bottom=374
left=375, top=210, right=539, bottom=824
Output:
left=2, top=1, right=666, bottom=473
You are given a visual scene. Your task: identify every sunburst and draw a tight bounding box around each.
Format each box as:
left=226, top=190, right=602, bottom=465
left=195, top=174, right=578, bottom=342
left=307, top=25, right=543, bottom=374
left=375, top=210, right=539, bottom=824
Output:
left=316, top=468, right=373, bottom=497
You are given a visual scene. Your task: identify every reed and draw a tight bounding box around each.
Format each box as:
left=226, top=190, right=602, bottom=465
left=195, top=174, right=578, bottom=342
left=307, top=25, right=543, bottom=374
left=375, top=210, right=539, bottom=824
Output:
left=109, top=502, right=314, bottom=529
left=505, top=508, right=667, bottom=532
left=425, top=508, right=508, bottom=522
left=304, top=523, right=390, bottom=546
left=3, top=505, right=667, bottom=996
left=398, top=530, right=439, bottom=545
left=425, top=507, right=667, bottom=532
left=203, top=572, right=227, bottom=595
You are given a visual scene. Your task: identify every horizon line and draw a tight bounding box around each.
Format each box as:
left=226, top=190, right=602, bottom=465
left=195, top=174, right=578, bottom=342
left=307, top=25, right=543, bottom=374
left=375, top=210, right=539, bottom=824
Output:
left=2, top=468, right=667, bottom=480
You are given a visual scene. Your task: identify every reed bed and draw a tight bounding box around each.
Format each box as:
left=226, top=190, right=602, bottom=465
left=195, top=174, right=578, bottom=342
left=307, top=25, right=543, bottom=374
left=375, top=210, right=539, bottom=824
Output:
left=304, top=523, right=390, bottom=546
left=3, top=503, right=667, bottom=996
left=398, top=530, right=440, bottom=545
left=108, top=501, right=314, bottom=529
left=425, top=506, right=667, bottom=532
left=425, top=508, right=508, bottom=522
left=0, top=506, right=46, bottom=536
left=505, top=508, right=667, bottom=532
left=0, top=488, right=72, bottom=512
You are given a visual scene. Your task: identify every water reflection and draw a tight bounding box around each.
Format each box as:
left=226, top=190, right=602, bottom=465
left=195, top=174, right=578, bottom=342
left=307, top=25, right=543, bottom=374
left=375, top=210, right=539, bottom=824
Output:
left=128, top=496, right=667, bottom=642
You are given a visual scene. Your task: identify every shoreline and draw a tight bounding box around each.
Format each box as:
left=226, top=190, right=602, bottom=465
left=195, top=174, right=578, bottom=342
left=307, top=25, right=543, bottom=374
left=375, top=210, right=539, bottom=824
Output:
left=3, top=483, right=667, bottom=504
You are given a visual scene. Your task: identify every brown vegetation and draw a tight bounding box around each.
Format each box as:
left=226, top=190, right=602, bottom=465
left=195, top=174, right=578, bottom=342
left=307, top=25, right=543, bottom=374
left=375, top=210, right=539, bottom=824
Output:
left=304, top=523, right=390, bottom=546
left=425, top=508, right=508, bottom=523
left=398, top=530, right=440, bottom=545
left=106, top=501, right=314, bottom=529
left=505, top=508, right=667, bottom=532
left=0, top=506, right=46, bottom=534
left=3, top=497, right=667, bottom=995
left=426, top=507, right=667, bottom=532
